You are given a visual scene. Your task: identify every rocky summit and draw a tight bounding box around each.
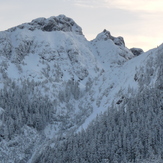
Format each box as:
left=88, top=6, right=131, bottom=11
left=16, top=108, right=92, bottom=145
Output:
left=8, top=15, right=83, bottom=34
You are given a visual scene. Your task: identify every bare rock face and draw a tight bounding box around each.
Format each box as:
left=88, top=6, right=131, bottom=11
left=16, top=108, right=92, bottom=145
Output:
left=98, top=29, right=114, bottom=40
left=8, top=15, right=83, bottom=35
left=130, top=48, right=144, bottom=56
left=113, top=36, right=125, bottom=46
left=95, top=29, right=125, bottom=47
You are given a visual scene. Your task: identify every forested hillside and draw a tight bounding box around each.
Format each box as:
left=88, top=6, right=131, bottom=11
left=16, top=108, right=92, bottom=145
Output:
left=31, top=48, right=163, bottom=163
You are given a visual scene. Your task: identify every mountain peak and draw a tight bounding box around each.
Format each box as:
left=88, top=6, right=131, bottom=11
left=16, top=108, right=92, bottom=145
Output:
left=95, top=29, right=125, bottom=47
left=8, top=15, right=83, bottom=35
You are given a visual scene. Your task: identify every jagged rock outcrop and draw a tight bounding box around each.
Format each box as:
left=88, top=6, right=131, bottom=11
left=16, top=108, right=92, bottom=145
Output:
left=91, top=29, right=134, bottom=65
left=113, top=36, right=125, bottom=46
left=130, top=47, right=144, bottom=56
left=7, top=15, right=83, bottom=35
left=95, top=29, right=125, bottom=47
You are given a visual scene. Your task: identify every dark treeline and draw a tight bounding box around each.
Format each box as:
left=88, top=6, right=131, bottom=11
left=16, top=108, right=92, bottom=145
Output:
left=0, top=80, right=54, bottom=139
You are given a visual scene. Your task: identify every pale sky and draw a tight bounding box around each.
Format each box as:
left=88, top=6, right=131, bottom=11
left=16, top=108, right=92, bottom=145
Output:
left=0, top=0, right=163, bottom=51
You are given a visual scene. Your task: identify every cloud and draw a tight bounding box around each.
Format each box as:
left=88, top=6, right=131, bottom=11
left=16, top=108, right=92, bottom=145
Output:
left=64, top=0, right=108, bottom=8
left=105, top=0, right=163, bottom=12
left=64, top=0, right=163, bottom=12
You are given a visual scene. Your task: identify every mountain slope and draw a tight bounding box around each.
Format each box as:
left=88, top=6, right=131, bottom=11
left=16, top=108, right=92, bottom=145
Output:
left=0, top=15, right=162, bottom=162
left=31, top=44, right=163, bottom=163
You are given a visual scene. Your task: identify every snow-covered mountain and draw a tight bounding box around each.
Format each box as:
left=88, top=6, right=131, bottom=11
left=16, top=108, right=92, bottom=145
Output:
left=0, top=15, right=162, bottom=163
